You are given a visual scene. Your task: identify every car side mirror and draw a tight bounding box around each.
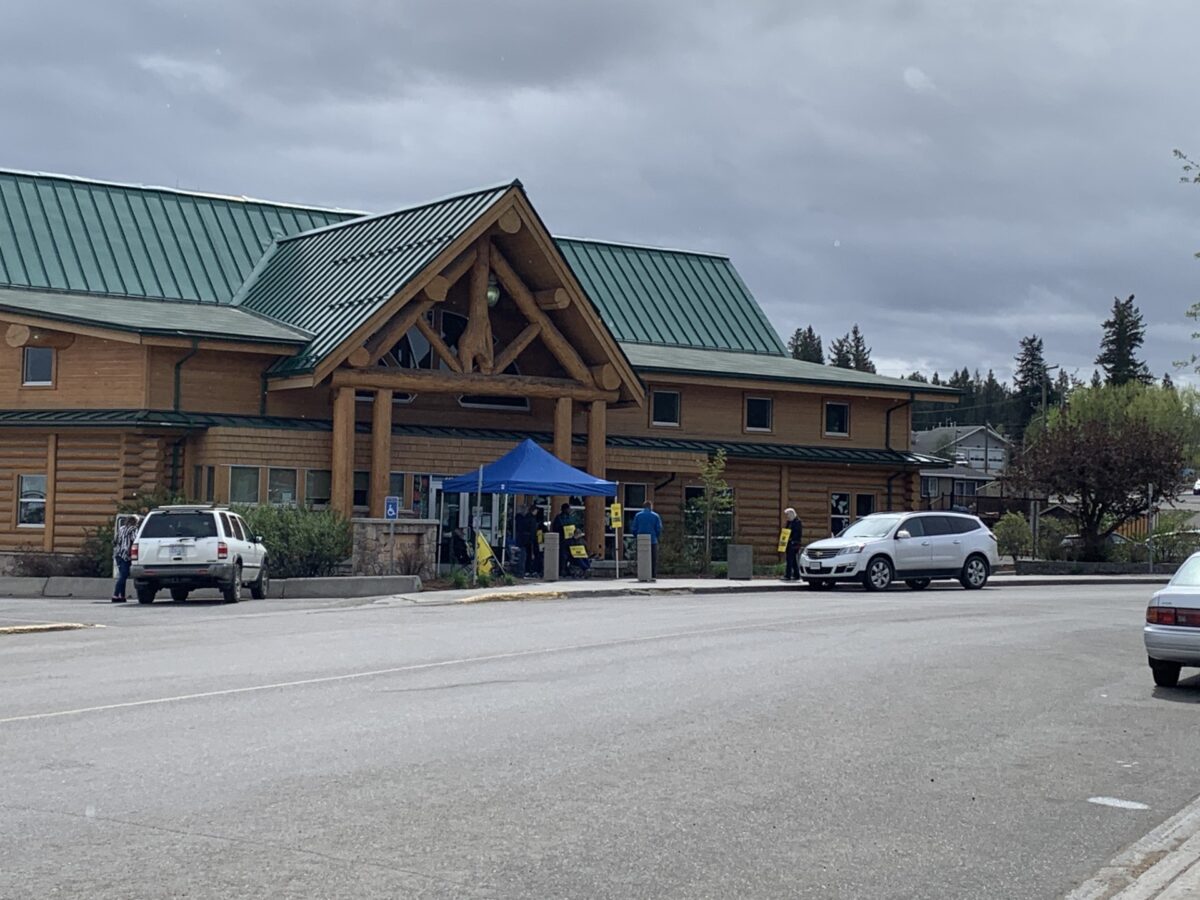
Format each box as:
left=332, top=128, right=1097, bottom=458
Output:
left=254, top=534, right=263, bottom=544
left=896, top=529, right=911, bottom=540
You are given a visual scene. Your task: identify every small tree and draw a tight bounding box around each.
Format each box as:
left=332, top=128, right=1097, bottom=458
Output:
left=1010, top=383, right=1198, bottom=561
left=788, top=325, right=825, bottom=363
left=848, top=324, right=876, bottom=373
left=993, top=511, right=1032, bottom=559
left=828, top=333, right=853, bottom=368
left=686, top=450, right=734, bottom=574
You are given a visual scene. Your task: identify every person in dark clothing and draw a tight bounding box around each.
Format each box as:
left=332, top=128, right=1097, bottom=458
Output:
left=551, top=502, right=575, bottom=570
left=783, top=507, right=803, bottom=581
left=111, top=514, right=140, bottom=602
left=515, top=503, right=540, bottom=576
left=450, top=527, right=470, bottom=566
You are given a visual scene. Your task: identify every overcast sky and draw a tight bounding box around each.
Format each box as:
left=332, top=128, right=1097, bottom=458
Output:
left=3, top=0, right=1199, bottom=384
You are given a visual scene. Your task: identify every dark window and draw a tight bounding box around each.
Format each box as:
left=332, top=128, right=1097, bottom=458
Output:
left=220, top=512, right=233, bottom=537
left=922, top=516, right=955, bottom=536
left=824, top=402, right=850, bottom=436
left=192, top=466, right=203, bottom=500
left=951, top=516, right=981, bottom=534
left=855, top=494, right=875, bottom=518
left=899, top=516, right=926, bottom=538
left=22, top=347, right=53, bottom=385
left=306, top=470, right=331, bottom=508
left=389, top=472, right=405, bottom=503
left=745, top=397, right=772, bottom=431
left=141, top=512, right=218, bottom=539
left=353, top=471, right=370, bottom=508
left=231, top=516, right=247, bottom=541
left=17, top=474, right=46, bottom=526
left=459, top=395, right=530, bottom=411
left=652, top=391, right=681, bottom=426
left=205, top=467, right=215, bottom=502
left=267, top=468, right=298, bottom=505
left=624, top=483, right=647, bottom=509
left=229, top=467, right=260, bottom=504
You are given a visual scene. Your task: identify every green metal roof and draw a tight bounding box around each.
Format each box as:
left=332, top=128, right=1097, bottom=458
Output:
left=621, top=343, right=959, bottom=396
left=0, top=168, right=360, bottom=304
left=236, top=183, right=517, bottom=377
left=0, top=286, right=311, bottom=344
left=0, top=409, right=944, bottom=467
left=555, top=237, right=785, bottom=355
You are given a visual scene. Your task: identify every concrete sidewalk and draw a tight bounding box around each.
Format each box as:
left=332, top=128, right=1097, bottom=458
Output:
left=390, top=573, right=1170, bottom=606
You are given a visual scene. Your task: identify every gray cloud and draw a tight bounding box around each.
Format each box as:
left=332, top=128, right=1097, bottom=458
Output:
left=2, top=0, right=1199, bottom=385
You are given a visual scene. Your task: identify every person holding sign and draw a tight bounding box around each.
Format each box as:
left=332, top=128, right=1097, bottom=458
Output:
left=552, top=502, right=575, bottom=572
left=782, top=507, right=803, bottom=581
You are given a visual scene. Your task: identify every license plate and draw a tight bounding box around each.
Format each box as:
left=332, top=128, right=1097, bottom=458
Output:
left=168, top=544, right=185, bottom=557
left=813, top=566, right=828, bottom=574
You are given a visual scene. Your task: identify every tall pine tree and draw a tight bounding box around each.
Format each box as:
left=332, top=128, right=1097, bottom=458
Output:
left=1013, top=335, right=1052, bottom=433
left=848, top=324, right=876, bottom=373
left=828, top=333, right=853, bottom=368
left=787, top=325, right=824, bottom=363
left=1096, top=294, right=1152, bottom=386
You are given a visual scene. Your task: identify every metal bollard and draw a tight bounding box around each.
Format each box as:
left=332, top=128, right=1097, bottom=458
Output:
left=544, top=533, right=560, bottom=582
left=637, top=533, right=654, bottom=582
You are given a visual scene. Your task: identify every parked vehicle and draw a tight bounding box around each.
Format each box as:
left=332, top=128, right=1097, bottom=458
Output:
left=800, top=511, right=999, bottom=592
left=1193, top=478, right=1200, bottom=495
left=130, top=505, right=268, bottom=604
left=1144, top=552, right=1200, bottom=687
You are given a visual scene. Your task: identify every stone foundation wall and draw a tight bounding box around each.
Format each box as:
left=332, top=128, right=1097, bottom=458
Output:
left=1015, top=559, right=1180, bottom=576
left=351, top=518, right=439, bottom=577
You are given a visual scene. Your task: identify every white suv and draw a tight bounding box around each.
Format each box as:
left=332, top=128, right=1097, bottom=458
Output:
left=130, top=505, right=268, bottom=604
left=800, top=511, right=998, bottom=592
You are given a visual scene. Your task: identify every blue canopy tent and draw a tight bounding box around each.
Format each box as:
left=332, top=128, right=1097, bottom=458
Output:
left=441, top=439, right=616, bottom=578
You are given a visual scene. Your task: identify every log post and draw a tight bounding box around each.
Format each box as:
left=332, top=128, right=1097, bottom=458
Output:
left=330, top=387, right=356, bottom=517
left=369, top=388, right=393, bottom=518
left=585, top=400, right=607, bottom=558
left=5, top=323, right=75, bottom=349
left=553, top=397, right=573, bottom=513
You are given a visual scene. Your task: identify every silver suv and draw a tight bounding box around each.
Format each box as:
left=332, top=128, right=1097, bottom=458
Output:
left=130, top=505, right=268, bottom=604
left=800, top=511, right=999, bottom=592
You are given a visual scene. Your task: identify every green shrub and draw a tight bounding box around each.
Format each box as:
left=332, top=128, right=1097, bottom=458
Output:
left=993, top=512, right=1032, bottom=559
left=476, top=570, right=492, bottom=588
left=503, top=573, right=517, bottom=587
left=450, top=567, right=469, bottom=589
left=231, top=505, right=352, bottom=579
left=1035, top=517, right=1072, bottom=561
left=711, top=562, right=728, bottom=578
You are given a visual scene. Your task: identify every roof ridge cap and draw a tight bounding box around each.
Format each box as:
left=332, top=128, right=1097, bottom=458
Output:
left=556, top=235, right=729, bottom=259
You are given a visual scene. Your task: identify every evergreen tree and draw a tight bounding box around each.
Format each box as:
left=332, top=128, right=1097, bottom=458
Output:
left=1163, top=371, right=1176, bottom=391
left=906, top=371, right=929, bottom=383
left=788, top=325, right=824, bottom=363
left=980, top=370, right=1006, bottom=427
left=1013, top=335, right=1052, bottom=433
left=848, top=324, right=876, bottom=373
left=1090, top=369, right=1103, bottom=389
left=828, top=333, right=853, bottom=368
left=1096, top=294, right=1153, bottom=386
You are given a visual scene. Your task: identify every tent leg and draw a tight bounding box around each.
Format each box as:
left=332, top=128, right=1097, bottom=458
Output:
left=438, top=490, right=446, bottom=572
left=501, top=494, right=509, bottom=568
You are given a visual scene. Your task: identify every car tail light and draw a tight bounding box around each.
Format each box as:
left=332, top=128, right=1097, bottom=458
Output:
left=131, top=543, right=138, bottom=561
left=217, top=541, right=228, bottom=560
left=1147, top=606, right=1200, bottom=626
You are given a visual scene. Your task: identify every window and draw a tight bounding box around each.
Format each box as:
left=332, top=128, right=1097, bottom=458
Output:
left=219, top=512, right=234, bottom=537
left=355, top=389, right=414, bottom=404
left=17, top=474, right=46, bottom=526
left=684, top=485, right=734, bottom=562
left=353, top=471, right=370, bottom=509
left=458, top=395, right=530, bottom=411
left=229, top=466, right=260, bottom=504
left=231, top=516, right=248, bottom=541
left=192, top=465, right=203, bottom=500
left=142, top=511, right=218, bottom=539
left=899, top=516, right=926, bottom=537
left=623, top=483, right=647, bottom=509
left=952, top=480, right=978, bottom=499
left=306, top=470, right=331, bottom=508
left=744, top=396, right=773, bottom=432
left=651, top=391, right=681, bottom=427
left=205, top=467, right=215, bottom=502
left=21, top=347, right=53, bottom=386
left=389, top=472, right=405, bottom=503
left=855, top=494, right=875, bottom=518
left=824, top=401, right=850, bottom=436
left=951, top=516, right=981, bottom=534
left=830, top=491, right=851, bottom=536
left=922, top=516, right=955, bottom=536
left=267, top=468, right=298, bottom=505
left=921, top=476, right=939, bottom=498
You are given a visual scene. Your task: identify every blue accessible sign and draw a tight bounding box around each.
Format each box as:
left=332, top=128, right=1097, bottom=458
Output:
left=384, top=496, right=401, bottom=520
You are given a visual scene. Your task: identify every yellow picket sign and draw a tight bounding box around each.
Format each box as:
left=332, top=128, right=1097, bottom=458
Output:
left=563, top=524, right=577, bottom=539
left=777, top=527, right=791, bottom=554
left=610, top=502, right=623, bottom=530
left=569, top=543, right=589, bottom=559
left=475, top=532, right=500, bottom=573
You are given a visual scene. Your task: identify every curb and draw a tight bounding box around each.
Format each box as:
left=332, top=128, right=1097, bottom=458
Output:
left=0, top=622, right=96, bottom=635
left=1066, top=791, right=1200, bottom=899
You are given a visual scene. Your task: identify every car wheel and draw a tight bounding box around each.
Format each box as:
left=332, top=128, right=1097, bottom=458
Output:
left=862, top=556, right=894, bottom=592
left=170, top=587, right=189, bottom=603
left=1150, top=658, right=1182, bottom=687
left=250, top=559, right=269, bottom=600
left=905, top=578, right=931, bottom=591
left=136, top=584, right=158, bottom=605
left=222, top=564, right=243, bottom=604
left=959, top=554, right=990, bottom=590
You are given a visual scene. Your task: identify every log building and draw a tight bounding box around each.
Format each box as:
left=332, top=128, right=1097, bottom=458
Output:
left=0, top=169, right=953, bottom=566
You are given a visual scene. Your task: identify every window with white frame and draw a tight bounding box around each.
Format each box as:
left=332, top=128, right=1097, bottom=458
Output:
left=744, top=396, right=773, bottom=432
left=22, top=347, right=53, bottom=386
left=830, top=492, right=851, bottom=536
left=651, top=391, right=681, bottom=427
left=921, top=476, right=939, bottom=498
left=953, top=480, right=978, bottom=498
left=229, top=466, right=260, bottom=504
left=17, top=474, right=46, bottom=526
left=824, top=401, right=850, bottom=436
left=267, top=468, right=298, bottom=505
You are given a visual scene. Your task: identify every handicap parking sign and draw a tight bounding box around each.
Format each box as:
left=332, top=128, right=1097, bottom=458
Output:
left=384, top=496, right=400, bottom=520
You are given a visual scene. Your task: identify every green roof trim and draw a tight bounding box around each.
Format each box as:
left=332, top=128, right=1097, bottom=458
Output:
left=0, top=286, right=311, bottom=344
left=621, top=343, right=960, bottom=396
left=0, top=168, right=360, bottom=304
left=0, top=409, right=945, bottom=467
left=555, top=237, right=785, bottom=355
left=237, top=182, right=518, bottom=377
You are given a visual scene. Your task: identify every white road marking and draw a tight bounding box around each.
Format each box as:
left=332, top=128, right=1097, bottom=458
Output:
left=1088, top=796, right=1151, bottom=811
left=0, top=616, right=803, bottom=726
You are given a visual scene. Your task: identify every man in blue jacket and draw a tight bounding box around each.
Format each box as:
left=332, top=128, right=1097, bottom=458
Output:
left=630, top=500, right=663, bottom=579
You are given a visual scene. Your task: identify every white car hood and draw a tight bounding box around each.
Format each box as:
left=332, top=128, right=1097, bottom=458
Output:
left=804, top=538, right=870, bottom=553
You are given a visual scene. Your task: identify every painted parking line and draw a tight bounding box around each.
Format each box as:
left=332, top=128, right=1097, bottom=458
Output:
left=0, top=615, right=807, bottom=725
